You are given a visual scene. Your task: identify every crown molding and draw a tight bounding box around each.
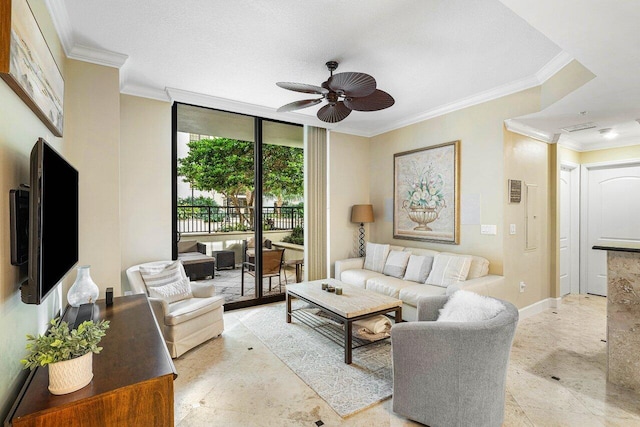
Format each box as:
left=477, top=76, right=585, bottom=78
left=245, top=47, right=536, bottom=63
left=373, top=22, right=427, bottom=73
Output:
left=369, top=51, right=574, bottom=137
left=121, top=84, right=171, bottom=103
left=164, top=87, right=364, bottom=133
left=67, top=44, right=128, bottom=68
left=44, top=0, right=74, bottom=56
left=535, top=51, right=574, bottom=83
left=561, top=135, right=640, bottom=152
left=504, top=119, right=556, bottom=143
left=45, top=0, right=128, bottom=68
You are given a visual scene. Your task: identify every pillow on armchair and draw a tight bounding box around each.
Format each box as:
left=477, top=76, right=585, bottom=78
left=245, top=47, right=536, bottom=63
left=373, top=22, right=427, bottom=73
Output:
left=437, top=290, right=505, bottom=322
left=139, top=260, right=193, bottom=304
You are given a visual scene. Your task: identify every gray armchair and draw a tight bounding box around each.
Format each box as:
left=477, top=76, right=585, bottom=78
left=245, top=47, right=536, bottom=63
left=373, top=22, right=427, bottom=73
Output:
left=126, top=260, right=224, bottom=358
left=391, top=295, right=519, bottom=427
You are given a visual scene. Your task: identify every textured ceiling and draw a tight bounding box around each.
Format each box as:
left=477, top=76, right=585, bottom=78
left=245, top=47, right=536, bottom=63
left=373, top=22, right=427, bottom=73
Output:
left=45, top=0, right=639, bottom=149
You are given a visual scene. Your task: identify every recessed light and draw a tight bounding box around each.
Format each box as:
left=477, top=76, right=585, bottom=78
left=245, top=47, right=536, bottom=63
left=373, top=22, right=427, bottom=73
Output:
left=599, top=128, right=618, bottom=139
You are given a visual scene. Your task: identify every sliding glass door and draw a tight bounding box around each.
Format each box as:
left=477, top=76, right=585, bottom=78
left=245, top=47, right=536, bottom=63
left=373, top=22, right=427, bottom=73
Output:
left=172, top=103, right=303, bottom=310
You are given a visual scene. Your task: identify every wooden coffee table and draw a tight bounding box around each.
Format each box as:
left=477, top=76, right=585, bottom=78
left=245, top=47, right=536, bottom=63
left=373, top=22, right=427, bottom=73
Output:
left=286, top=278, right=402, bottom=364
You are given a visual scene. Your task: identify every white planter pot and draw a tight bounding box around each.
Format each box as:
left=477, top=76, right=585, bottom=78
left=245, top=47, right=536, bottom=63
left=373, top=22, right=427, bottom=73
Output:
left=48, top=352, right=93, bottom=395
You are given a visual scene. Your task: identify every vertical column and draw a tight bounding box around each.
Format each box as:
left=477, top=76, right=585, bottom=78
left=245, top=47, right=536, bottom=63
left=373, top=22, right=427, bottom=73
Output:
left=304, top=126, right=327, bottom=281
left=607, top=250, right=640, bottom=391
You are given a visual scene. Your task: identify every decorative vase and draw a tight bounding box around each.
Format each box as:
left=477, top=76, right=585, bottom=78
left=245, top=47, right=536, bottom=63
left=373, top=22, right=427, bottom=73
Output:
left=403, top=203, right=440, bottom=231
left=48, top=352, right=93, bottom=395
left=67, top=265, right=99, bottom=307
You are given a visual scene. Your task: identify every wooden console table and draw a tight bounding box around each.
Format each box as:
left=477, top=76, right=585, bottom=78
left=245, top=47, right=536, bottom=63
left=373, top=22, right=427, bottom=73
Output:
left=6, top=294, right=177, bottom=426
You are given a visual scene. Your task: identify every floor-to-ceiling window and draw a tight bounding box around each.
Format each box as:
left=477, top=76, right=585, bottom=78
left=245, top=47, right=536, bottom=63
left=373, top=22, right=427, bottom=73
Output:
left=172, top=103, right=304, bottom=310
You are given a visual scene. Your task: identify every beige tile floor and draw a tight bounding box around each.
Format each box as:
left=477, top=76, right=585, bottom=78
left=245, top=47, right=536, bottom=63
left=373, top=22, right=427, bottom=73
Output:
left=173, top=294, right=640, bottom=426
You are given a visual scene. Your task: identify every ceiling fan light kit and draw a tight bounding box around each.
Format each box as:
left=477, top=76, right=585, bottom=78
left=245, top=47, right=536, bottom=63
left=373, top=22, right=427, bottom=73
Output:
left=276, top=61, right=395, bottom=123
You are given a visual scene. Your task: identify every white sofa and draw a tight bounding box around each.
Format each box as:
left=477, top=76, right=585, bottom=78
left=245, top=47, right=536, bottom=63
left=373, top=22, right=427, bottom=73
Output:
left=334, top=243, right=505, bottom=321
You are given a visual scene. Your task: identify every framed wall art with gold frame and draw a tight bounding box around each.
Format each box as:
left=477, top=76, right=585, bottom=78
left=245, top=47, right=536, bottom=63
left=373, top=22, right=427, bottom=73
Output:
left=393, top=140, right=460, bottom=244
left=1, top=0, right=64, bottom=136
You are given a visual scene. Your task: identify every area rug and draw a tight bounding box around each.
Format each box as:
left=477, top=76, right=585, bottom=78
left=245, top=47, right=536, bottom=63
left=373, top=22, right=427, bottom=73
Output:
left=239, top=301, right=393, bottom=418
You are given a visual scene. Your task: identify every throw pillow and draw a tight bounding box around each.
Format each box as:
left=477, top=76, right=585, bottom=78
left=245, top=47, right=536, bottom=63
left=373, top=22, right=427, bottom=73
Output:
left=382, top=250, right=411, bottom=278
left=466, top=255, right=490, bottom=279
left=437, top=290, right=505, bottom=322
left=363, top=242, right=390, bottom=273
left=147, top=277, right=193, bottom=304
left=403, top=255, right=434, bottom=283
left=426, top=253, right=472, bottom=288
left=139, top=260, right=183, bottom=288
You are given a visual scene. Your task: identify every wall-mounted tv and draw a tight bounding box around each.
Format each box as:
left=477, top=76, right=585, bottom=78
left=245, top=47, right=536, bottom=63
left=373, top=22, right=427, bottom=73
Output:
left=20, top=138, right=79, bottom=304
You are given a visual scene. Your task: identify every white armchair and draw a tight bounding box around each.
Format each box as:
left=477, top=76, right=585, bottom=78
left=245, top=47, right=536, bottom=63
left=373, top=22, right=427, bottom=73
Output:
left=126, top=260, right=224, bottom=358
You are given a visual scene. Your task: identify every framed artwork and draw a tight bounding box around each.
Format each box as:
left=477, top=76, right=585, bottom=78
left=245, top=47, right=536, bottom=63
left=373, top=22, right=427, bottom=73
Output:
left=393, top=140, right=460, bottom=244
left=1, top=0, right=64, bottom=136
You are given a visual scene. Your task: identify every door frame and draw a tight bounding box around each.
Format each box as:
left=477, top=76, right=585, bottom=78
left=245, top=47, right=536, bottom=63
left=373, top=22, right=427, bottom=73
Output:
left=579, top=158, right=640, bottom=294
left=560, top=161, right=580, bottom=295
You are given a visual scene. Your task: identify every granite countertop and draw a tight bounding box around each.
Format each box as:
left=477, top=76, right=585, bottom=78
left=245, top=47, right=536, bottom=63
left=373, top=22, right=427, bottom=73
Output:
left=593, top=243, right=640, bottom=253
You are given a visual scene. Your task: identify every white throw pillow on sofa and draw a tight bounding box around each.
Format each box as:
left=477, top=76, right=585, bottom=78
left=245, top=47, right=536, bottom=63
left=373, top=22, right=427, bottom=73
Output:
left=437, top=290, right=505, bottom=322
left=426, top=253, right=472, bottom=288
left=403, top=255, right=434, bottom=283
left=382, top=250, right=411, bottom=278
left=364, top=243, right=390, bottom=273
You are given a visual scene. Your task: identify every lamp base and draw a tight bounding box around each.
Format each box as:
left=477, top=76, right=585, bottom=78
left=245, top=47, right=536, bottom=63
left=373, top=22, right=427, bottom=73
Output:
left=358, top=223, right=366, bottom=257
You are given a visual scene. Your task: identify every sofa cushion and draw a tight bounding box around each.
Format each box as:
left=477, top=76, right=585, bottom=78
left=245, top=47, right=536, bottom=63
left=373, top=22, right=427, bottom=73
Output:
left=437, top=290, right=505, bottom=322
left=147, top=277, right=193, bottom=304
left=426, top=253, right=472, bottom=288
left=364, top=242, right=390, bottom=273
left=340, top=269, right=385, bottom=288
left=467, top=255, right=490, bottom=279
left=403, top=255, right=434, bottom=283
left=382, top=250, right=411, bottom=278
left=365, top=275, right=415, bottom=299
left=398, top=283, right=448, bottom=307
left=177, top=240, right=199, bottom=253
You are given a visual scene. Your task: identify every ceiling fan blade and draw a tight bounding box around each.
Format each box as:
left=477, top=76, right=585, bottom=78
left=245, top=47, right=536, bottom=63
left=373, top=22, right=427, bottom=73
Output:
left=328, top=72, right=376, bottom=97
left=317, top=102, right=352, bottom=123
left=344, top=89, right=395, bottom=111
left=276, top=82, right=329, bottom=95
left=277, top=98, right=323, bottom=112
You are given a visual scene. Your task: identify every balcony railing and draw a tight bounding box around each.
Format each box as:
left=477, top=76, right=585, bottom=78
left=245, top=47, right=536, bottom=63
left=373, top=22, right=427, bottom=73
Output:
left=177, top=205, right=303, bottom=234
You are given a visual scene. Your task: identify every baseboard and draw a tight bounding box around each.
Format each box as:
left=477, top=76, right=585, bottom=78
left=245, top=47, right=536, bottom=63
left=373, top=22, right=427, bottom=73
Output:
left=518, top=297, right=562, bottom=320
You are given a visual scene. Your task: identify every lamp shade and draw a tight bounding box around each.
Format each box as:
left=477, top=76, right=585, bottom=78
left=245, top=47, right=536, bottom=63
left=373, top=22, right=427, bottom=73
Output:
left=351, top=204, right=374, bottom=223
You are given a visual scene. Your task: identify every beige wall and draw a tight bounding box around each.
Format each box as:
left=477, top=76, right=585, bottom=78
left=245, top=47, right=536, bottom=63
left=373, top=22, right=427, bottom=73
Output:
left=0, top=0, right=66, bottom=417
left=328, top=132, right=371, bottom=277
left=366, top=88, right=542, bottom=277
left=63, top=60, right=121, bottom=299
left=503, top=131, right=552, bottom=306
left=119, top=95, right=172, bottom=291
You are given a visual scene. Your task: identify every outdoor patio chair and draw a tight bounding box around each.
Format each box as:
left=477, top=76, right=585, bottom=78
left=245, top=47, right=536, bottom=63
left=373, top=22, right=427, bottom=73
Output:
left=241, top=248, right=285, bottom=296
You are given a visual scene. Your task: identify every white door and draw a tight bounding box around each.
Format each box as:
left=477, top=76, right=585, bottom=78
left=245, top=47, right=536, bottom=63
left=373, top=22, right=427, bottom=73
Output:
left=560, top=166, right=579, bottom=296
left=584, top=163, right=640, bottom=296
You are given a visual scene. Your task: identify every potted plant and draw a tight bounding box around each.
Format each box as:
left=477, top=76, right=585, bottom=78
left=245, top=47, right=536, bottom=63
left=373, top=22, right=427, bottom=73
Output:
left=21, top=317, right=110, bottom=395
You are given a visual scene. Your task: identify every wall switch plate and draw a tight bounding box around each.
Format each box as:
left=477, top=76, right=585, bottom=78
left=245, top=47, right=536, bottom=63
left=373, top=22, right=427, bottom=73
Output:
left=481, top=224, right=497, bottom=235
left=510, top=224, right=516, bottom=235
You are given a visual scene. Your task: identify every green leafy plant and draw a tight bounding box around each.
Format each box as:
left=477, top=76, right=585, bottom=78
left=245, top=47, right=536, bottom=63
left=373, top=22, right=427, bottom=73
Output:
left=21, top=317, right=110, bottom=370
left=283, top=226, right=304, bottom=245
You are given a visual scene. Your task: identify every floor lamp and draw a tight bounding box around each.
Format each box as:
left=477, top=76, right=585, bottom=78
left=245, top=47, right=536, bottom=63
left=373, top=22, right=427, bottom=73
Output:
left=351, top=204, right=374, bottom=257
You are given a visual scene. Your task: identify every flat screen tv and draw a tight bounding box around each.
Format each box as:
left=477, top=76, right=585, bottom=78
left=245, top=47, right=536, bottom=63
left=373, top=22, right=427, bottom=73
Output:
left=21, top=138, right=79, bottom=304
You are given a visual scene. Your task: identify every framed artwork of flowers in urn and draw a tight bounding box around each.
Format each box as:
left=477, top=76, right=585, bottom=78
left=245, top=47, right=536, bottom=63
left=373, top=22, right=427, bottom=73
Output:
left=393, top=140, right=460, bottom=244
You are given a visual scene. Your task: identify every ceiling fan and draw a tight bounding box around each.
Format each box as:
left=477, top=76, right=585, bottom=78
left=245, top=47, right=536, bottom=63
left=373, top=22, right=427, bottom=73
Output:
left=276, top=61, right=395, bottom=123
